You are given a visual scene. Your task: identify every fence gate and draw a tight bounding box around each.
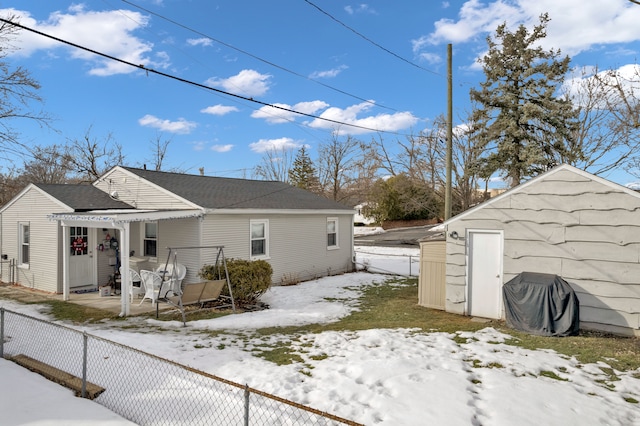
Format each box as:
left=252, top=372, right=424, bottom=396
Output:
left=418, top=240, right=446, bottom=310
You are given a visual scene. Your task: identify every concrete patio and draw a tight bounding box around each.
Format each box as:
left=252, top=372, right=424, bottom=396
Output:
left=0, top=282, right=170, bottom=316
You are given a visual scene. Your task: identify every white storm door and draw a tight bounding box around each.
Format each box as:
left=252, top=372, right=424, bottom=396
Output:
left=468, top=230, right=503, bottom=319
left=69, top=226, right=95, bottom=288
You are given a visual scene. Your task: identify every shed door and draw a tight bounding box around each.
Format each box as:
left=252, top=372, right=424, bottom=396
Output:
left=69, top=227, right=95, bottom=288
left=468, top=230, right=502, bottom=319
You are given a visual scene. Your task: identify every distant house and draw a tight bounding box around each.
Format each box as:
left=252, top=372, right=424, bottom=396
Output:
left=424, top=164, right=640, bottom=336
left=0, top=166, right=355, bottom=315
left=353, top=203, right=375, bottom=225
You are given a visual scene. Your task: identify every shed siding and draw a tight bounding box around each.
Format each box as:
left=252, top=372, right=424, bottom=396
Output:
left=418, top=240, right=446, bottom=309
left=95, top=168, right=193, bottom=210
left=0, top=187, right=67, bottom=293
left=446, top=168, right=640, bottom=334
left=201, top=213, right=353, bottom=284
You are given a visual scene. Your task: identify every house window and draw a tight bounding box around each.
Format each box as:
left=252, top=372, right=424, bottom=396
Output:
left=327, top=217, right=338, bottom=249
left=143, top=222, right=157, bottom=257
left=250, top=219, right=269, bottom=259
left=19, top=223, right=30, bottom=266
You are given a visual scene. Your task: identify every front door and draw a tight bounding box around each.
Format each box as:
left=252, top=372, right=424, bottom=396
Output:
left=468, top=230, right=503, bottom=319
left=69, top=226, right=94, bottom=288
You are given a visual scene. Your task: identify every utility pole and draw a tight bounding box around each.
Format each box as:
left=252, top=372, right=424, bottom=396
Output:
left=444, top=44, right=453, bottom=220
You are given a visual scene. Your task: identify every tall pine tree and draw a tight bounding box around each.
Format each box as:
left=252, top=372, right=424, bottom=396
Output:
left=288, top=146, right=321, bottom=193
left=470, top=14, right=579, bottom=187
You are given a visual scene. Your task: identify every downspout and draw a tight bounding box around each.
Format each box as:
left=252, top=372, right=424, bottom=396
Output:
left=351, top=214, right=356, bottom=271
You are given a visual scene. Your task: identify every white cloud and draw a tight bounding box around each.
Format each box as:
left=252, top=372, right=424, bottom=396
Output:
left=138, top=114, right=197, bottom=134
left=211, top=144, right=233, bottom=153
left=417, top=0, right=640, bottom=58
left=309, top=65, right=348, bottom=79
left=1, top=6, right=169, bottom=76
left=205, top=69, right=272, bottom=97
left=306, top=102, right=419, bottom=135
left=344, top=4, right=377, bottom=15
left=251, top=100, right=329, bottom=124
left=187, top=37, right=213, bottom=47
left=200, top=105, right=239, bottom=116
left=249, top=137, right=302, bottom=153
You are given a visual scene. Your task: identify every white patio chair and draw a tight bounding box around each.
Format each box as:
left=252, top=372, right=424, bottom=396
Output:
left=119, top=267, right=143, bottom=303
left=156, top=263, right=187, bottom=296
left=139, top=270, right=163, bottom=305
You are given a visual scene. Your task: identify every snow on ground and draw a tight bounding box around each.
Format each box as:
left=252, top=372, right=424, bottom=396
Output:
left=1, top=249, right=640, bottom=425
left=353, top=226, right=385, bottom=236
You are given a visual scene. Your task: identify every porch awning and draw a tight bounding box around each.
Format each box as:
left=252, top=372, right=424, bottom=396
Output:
left=48, top=209, right=204, bottom=226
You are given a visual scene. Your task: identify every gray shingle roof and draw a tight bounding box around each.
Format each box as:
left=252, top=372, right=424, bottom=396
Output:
left=35, top=183, right=134, bottom=211
left=123, top=167, right=352, bottom=211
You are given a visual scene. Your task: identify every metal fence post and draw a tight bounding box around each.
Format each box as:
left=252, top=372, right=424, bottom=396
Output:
left=82, top=332, right=88, bottom=398
left=1, top=308, right=4, bottom=358
left=244, top=384, right=250, bottom=426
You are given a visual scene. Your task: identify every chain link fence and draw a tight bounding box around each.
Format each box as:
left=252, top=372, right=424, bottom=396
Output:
left=0, top=308, right=362, bottom=426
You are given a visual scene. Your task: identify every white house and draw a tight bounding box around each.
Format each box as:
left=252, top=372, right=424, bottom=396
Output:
left=0, top=166, right=355, bottom=315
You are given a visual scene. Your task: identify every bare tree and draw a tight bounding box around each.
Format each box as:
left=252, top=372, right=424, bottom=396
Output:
left=252, top=146, right=295, bottom=182
left=22, top=144, right=71, bottom=184
left=145, top=133, right=172, bottom=171
left=563, top=65, right=640, bottom=176
left=317, top=134, right=359, bottom=203
left=65, top=126, right=124, bottom=183
left=0, top=16, right=52, bottom=160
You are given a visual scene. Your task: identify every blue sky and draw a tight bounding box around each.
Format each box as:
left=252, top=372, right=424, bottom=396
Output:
left=2, top=0, right=640, bottom=186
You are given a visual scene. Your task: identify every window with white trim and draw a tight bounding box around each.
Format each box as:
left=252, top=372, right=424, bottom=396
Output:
left=143, top=222, right=157, bottom=258
left=19, top=223, right=30, bottom=267
left=250, top=219, right=269, bottom=259
left=327, top=217, right=338, bottom=249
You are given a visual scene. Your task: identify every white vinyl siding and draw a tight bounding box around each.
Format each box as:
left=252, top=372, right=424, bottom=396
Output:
left=0, top=186, right=69, bottom=293
left=94, top=168, right=194, bottom=210
left=201, top=213, right=353, bottom=285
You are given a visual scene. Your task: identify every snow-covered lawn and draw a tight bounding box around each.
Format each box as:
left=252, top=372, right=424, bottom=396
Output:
left=1, top=248, right=639, bottom=425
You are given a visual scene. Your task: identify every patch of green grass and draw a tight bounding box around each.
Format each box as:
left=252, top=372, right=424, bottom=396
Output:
left=470, top=359, right=503, bottom=369
left=36, top=300, right=121, bottom=324
left=309, top=353, right=329, bottom=361
left=624, top=397, right=639, bottom=404
left=539, top=371, right=569, bottom=381
left=254, top=345, right=304, bottom=365
left=500, top=328, right=640, bottom=372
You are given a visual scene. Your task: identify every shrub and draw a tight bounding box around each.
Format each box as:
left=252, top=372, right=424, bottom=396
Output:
left=199, top=258, right=272, bottom=306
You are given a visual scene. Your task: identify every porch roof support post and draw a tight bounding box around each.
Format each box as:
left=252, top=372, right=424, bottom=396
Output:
left=118, top=222, right=131, bottom=317
left=62, top=224, right=70, bottom=301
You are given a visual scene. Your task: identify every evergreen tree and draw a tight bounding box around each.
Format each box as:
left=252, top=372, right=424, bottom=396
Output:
left=470, top=14, right=579, bottom=187
left=288, top=146, right=320, bottom=192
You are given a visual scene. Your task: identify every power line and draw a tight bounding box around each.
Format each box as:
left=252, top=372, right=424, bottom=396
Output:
left=120, top=0, right=397, bottom=112
left=303, top=0, right=442, bottom=77
left=1, top=17, right=404, bottom=136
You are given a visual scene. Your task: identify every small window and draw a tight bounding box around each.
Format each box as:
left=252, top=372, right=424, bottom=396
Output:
left=327, top=218, right=338, bottom=249
left=143, top=222, right=157, bottom=257
left=250, top=220, right=269, bottom=259
left=19, top=223, right=30, bottom=266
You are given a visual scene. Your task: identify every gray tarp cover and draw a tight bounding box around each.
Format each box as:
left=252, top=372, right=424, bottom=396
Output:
left=503, top=272, right=579, bottom=336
